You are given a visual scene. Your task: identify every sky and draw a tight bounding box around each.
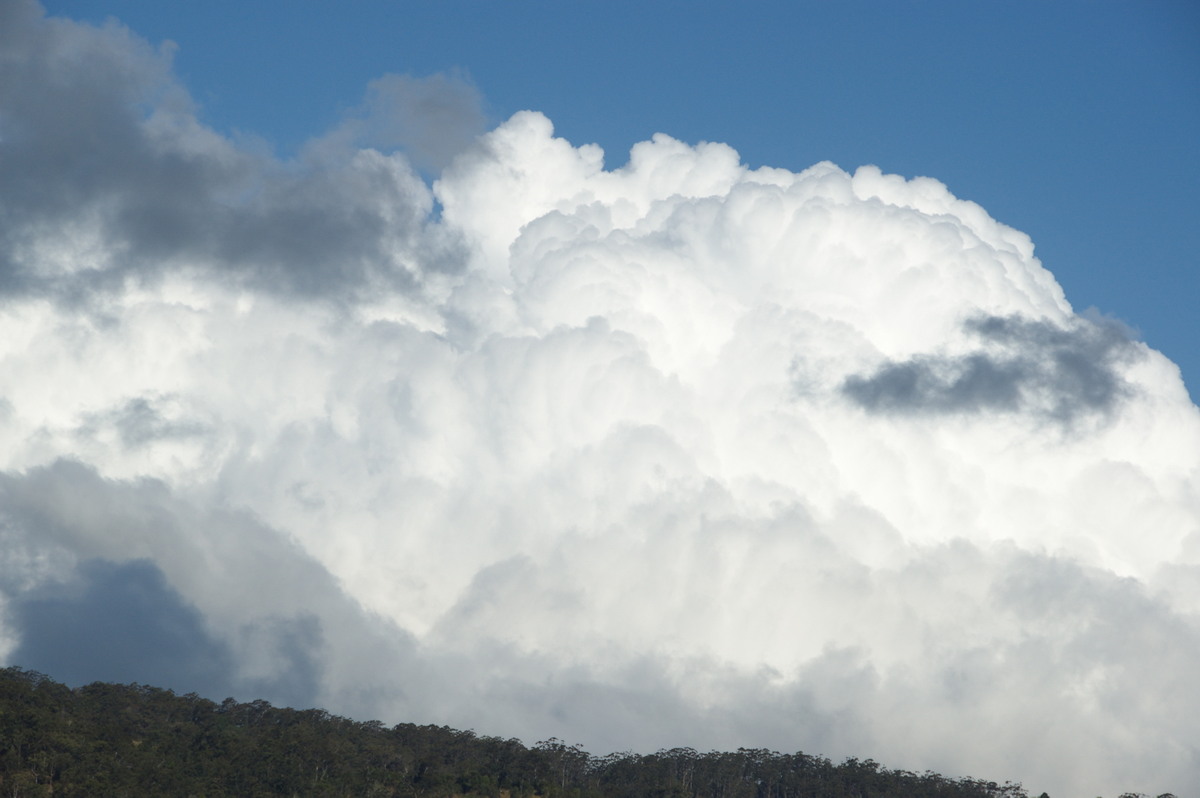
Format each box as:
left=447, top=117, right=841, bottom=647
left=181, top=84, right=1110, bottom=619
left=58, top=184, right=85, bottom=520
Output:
left=2, top=1, right=1199, bottom=796
left=36, top=0, right=1200, bottom=400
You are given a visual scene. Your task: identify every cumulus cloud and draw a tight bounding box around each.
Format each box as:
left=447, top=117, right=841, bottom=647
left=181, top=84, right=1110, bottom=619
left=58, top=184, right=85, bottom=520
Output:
left=2, top=3, right=1199, bottom=797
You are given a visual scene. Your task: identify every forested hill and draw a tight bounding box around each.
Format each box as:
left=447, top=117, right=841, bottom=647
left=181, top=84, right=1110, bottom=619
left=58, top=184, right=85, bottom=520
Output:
left=0, top=666, right=1115, bottom=798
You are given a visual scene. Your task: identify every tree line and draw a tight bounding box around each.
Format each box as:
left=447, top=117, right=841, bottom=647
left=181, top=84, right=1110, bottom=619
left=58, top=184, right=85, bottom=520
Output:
left=0, top=667, right=1170, bottom=798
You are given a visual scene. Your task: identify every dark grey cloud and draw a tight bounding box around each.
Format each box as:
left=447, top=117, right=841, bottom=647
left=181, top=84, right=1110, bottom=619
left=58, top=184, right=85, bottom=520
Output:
left=0, top=1, right=471, bottom=302
left=10, top=558, right=236, bottom=695
left=234, top=614, right=326, bottom=710
left=0, top=459, right=402, bottom=711
left=8, top=557, right=325, bottom=708
left=841, top=315, right=1139, bottom=422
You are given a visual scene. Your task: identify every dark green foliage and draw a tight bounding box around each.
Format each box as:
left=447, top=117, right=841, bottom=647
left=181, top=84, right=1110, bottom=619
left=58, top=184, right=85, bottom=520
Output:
left=0, top=666, right=1034, bottom=797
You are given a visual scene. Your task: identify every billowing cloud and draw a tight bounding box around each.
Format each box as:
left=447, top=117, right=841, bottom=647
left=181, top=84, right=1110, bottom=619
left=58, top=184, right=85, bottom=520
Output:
left=2, top=3, right=1199, bottom=797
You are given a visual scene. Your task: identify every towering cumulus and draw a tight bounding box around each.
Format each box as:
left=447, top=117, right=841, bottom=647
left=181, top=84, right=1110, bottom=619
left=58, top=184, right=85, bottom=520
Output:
left=1, top=4, right=1198, bottom=796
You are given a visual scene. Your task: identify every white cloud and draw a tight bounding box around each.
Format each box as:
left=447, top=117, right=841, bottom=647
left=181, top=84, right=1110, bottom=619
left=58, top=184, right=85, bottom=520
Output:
left=2, top=4, right=1199, bottom=796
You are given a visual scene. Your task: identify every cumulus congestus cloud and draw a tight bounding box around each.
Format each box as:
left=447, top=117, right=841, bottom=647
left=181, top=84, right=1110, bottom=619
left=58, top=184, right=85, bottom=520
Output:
left=2, top=3, right=1200, bottom=797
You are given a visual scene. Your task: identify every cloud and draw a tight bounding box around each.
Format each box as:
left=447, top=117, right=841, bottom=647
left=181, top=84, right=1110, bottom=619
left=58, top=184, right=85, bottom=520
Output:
left=10, top=558, right=237, bottom=696
left=336, top=72, right=489, bottom=173
left=2, top=4, right=1200, bottom=796
left=841, top=314, right=1140, bottom=422
left=0, top=0, right=468, bottom=301
left=0, top=459, right=416, bottom=715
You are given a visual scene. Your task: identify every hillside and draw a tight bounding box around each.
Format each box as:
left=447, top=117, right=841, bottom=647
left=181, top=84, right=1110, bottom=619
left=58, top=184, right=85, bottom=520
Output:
left=0, top=666, right=1139, bottom=798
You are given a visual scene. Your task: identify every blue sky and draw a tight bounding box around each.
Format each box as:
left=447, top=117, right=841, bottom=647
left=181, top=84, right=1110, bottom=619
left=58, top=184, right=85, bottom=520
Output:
left=43, top=0, right=1200, bottom=397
